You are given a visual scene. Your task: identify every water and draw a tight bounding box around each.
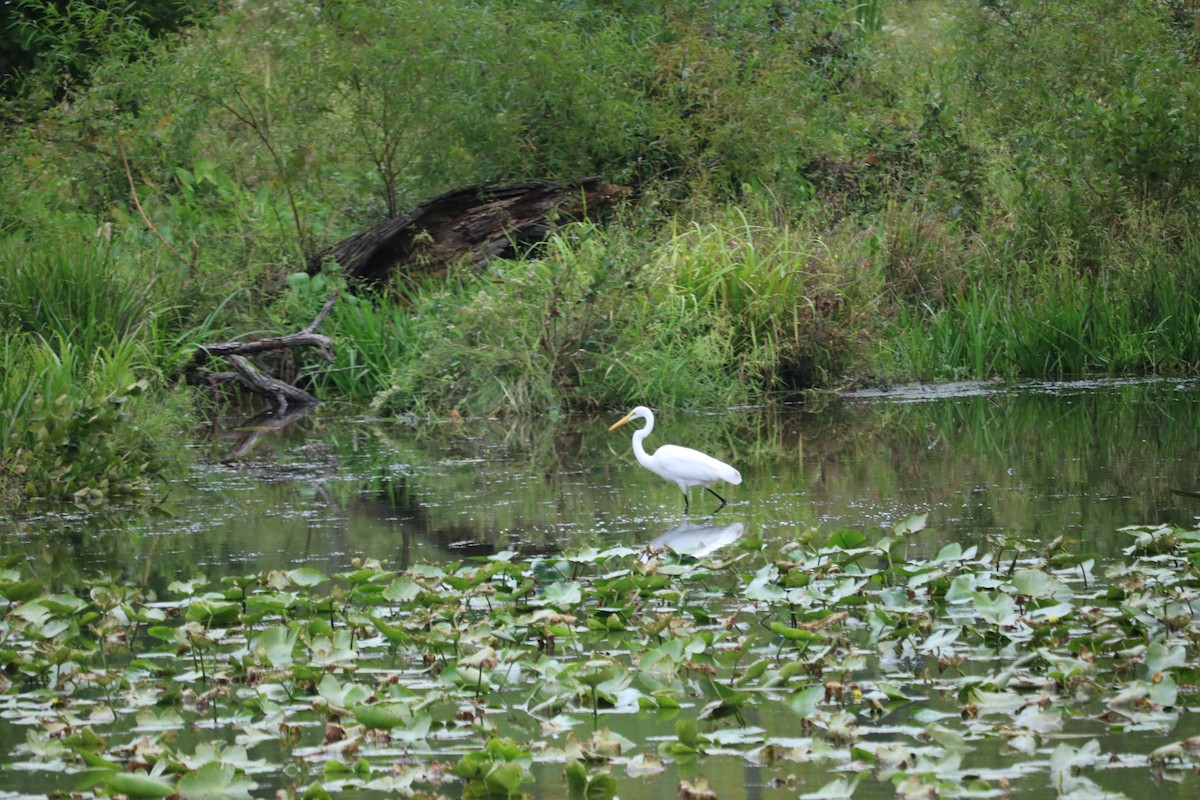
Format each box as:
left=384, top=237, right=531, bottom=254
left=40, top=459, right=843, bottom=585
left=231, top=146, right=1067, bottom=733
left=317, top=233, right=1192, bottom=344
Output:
left=2, top=378, right=1200, bottom=800
left=5, top=379, right=1198, bottom=587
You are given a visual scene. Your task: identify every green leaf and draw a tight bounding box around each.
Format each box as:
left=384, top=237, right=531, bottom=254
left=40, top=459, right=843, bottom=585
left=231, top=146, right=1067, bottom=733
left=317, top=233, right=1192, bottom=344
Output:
left=586, top=771, right=618, bottom=799
left=790, top=685, right=825, bottom=716
left=383, top=576, right=423, bottom=603
left=944, top=574, right=977, bottom=604
left=104, top=772, right=175, bottom=799
left=301, top=782, right=333, bottom=800
left=893, top=513, right=927, bottom=536
left=744, top=564, right=787, bottom=602
left=353, top=702, right=417, bottom=731
left=285, top=567, right=328, bottom=588
left=543, top=581, right=583, bottom=609
left=1145, top=641, right=1187, bottom=674
left=1012, top=569, right=1073, bottom=601
left=972, top=591, right=1018, bottom=627
left=0, top=578, right=44, bottom=602
left=675, top=719, right=699, bottom=749
left=769, top=621, right=823, bottom=642
left=566, top=762, right=589, bottom=798
left=250, top=625, right=298, bottom=666
left=484, top=761, right=528, bottom=794
left=175, top=763, right=254, bottom=798
left=828, top=529, right=867, bottom=550
left=73, top=747, right=120, bottom=771
left=799, top=774, right=862, bottom=799
left=184, top=598, right=241, bottom=627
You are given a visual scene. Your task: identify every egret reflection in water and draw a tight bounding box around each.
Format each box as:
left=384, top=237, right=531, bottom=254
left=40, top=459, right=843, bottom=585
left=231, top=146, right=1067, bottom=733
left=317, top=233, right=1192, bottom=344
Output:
left=646, top=519, right=744, bottom=558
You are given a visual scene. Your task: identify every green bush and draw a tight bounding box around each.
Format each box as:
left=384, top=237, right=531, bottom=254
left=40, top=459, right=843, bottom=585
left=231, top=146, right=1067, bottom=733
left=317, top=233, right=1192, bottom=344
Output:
left=2, top=0, right=1199, bottom=448
left=0, top=334, right=188, bottom=505
left=0, top=220, right=195, bottom=506
left=359, top=215, right=880, bottom=417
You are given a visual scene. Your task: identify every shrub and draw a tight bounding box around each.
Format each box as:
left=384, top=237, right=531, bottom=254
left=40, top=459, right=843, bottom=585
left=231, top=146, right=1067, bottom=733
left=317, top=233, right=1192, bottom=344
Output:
left=0, top=334, right=188, bottom=505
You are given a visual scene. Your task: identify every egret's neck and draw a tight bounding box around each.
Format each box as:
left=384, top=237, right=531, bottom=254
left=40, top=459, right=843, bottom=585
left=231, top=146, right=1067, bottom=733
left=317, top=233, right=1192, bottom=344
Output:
left=632, top=424, right=653, bottom=467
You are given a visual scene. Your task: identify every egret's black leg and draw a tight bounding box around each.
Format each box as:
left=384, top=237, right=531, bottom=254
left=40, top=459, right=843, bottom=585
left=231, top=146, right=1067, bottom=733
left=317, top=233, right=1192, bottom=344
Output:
left=705, top=487, right=728, bottom=512
left=682, top=492, right=690, bottom=514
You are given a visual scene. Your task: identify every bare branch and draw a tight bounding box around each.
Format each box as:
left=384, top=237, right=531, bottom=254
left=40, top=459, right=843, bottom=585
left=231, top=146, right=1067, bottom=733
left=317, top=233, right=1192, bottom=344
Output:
left=115, top=129, right=196, bottom=268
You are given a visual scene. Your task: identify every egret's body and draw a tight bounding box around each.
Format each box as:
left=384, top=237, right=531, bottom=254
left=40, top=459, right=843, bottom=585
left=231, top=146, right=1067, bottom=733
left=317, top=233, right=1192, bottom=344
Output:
left=608, top=406, right=741, bottom=513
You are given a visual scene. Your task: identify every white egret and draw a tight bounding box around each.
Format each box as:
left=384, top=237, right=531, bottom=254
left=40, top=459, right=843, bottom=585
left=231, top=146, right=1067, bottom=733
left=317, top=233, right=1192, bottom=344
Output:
left=608, top=406, right=741, bottom=513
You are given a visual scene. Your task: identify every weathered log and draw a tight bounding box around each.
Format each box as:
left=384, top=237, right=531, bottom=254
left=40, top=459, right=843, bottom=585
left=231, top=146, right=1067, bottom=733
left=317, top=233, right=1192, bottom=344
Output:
left=306, top=177, right=629, bottom=288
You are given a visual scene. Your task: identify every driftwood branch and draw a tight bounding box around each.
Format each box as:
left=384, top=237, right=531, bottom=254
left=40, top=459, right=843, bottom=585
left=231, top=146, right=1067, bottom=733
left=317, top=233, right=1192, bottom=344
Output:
left=193, top=292, right=339, bottom=367
left=192, top=292, right=338, bottom=412
left=222, top=355, right=319, bottom=414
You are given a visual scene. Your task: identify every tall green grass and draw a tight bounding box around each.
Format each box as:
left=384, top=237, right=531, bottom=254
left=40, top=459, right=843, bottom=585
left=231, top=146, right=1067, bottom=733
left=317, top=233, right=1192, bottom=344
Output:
left=317, top=292, right=426, bottom=404
left=0, top=223, right=193, bottom=505
left=0, top=333, right=180, bottom=504
left=340, top=216, right=884, bottom=417
left=881, top=254, right=1200, bottom=382
left=0, top=223, right=158, bottom=353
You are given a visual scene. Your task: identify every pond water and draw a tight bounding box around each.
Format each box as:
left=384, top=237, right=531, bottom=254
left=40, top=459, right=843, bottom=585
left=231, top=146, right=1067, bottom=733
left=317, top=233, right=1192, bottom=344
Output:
left=2, top=379, right=1200, bottom=799
left=7, top=379, right=1200, bottom=589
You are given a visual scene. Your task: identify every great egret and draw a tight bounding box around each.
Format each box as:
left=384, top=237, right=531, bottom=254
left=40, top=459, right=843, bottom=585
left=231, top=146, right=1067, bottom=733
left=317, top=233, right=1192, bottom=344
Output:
left=608, top=406, right=741, bottom=513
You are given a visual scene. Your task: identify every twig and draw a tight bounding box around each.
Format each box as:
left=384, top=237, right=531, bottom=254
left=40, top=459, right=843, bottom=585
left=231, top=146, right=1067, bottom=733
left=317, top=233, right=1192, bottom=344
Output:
left=115, top=129, right=198, bottom=274
left=304, top=291, right=340, bottom=335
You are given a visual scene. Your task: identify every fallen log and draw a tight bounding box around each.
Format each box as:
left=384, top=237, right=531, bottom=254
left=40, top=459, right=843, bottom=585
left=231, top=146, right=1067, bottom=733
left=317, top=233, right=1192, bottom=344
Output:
left=192, top=293, right=337, bottom=368
left=306, top=176, right=628, bottom=288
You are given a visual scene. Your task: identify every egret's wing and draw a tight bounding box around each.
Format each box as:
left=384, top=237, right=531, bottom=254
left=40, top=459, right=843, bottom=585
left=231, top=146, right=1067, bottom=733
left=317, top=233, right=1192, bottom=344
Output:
left=652, top=444, right=742, bottom=485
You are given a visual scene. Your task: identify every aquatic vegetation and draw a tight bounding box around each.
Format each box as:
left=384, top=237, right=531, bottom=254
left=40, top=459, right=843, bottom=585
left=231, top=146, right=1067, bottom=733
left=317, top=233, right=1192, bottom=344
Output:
left=1, top=516, right=1198, bottom=798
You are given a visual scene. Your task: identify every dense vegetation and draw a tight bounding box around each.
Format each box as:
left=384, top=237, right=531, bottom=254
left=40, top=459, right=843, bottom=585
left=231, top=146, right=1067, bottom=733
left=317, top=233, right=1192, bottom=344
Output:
left=3, top=0, right=1200, bottom=506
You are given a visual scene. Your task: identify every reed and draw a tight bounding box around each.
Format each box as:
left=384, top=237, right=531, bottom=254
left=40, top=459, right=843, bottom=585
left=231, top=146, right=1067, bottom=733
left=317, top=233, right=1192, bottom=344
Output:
left=0, top=224, right=159, bottom=356
left=0, top=333, right=174, bottom=504
left=0, top=223, right=196, bottom=505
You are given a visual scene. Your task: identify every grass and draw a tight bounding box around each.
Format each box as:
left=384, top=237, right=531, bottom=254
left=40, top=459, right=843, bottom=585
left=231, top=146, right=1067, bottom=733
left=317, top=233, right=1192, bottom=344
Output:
left=0, top=222, right=197, bottom=505
left=0, top=223, right=158, bottom=354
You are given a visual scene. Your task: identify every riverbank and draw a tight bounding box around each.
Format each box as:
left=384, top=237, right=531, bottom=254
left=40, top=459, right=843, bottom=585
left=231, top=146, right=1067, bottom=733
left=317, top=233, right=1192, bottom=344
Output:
left=3, top=0, right=1198, bottom=507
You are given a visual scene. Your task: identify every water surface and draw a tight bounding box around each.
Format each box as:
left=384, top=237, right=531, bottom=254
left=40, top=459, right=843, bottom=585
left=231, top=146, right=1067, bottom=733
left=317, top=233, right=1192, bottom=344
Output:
left=2, top=379, right=1199, bottom=800
left=5, top=379, right=1198, bottom=588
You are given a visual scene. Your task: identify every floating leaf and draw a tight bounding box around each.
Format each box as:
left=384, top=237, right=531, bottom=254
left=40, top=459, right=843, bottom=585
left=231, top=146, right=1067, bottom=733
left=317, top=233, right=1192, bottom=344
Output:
left=799, top=775, right=862, bottom=799
left=175, top=763, right=254, bottom=799
left=828, top=529, right=868, bottom=550
left=1012, top=569, right=1073, bottom=601
left=543, top=581, right=583, bottom=609
left=1145, top=641, right=1187, bottom=675
left=104, top=772, right=175, bottom=799
left=285, top=567, right=328, bottom=588
left=893, top=513, right=927, bottom=536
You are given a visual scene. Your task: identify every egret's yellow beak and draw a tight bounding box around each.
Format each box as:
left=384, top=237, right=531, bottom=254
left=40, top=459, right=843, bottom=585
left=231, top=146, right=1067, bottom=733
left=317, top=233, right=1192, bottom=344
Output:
left=608, top=412, right=634, bottom=431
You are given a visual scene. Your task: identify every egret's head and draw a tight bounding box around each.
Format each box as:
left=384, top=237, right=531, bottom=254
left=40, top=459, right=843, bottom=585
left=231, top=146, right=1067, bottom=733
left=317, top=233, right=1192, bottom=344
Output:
left=608, top=406, right=652, bottom=431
